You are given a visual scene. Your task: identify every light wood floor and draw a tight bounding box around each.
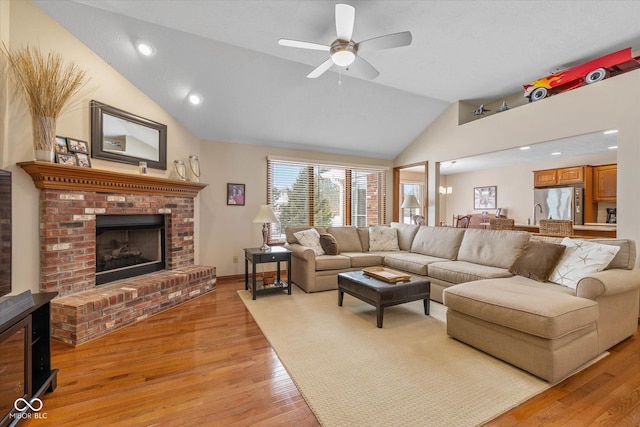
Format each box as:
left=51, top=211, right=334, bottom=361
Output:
left=25, top=277, right=640, bottom=426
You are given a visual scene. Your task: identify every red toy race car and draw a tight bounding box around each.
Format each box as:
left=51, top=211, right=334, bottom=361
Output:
left=524, top=47, right=640, bottom=102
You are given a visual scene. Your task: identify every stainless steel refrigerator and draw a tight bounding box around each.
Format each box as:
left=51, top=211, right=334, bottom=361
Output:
left=533, top=187, right=583, bottom=225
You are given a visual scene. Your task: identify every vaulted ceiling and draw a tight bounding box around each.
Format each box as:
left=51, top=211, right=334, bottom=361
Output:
left=35, top=1, right=640, bottom=160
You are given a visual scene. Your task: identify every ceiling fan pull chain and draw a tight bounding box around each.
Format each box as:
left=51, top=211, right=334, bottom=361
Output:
left=338, top=70, right=342, bottom=86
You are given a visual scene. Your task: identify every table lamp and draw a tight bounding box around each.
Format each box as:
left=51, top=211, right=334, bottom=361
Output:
left=253, top=205, right=278, bottom=251
left=401, top=195, right=421, bottom=224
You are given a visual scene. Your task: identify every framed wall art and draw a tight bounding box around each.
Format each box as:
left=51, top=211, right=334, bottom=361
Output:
left=227, top=183, right=245, bottom=206
left=474, top=186, right=497, bottom=210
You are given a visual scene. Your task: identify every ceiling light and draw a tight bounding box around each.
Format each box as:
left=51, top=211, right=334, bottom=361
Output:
left=608, top=145, right=618, bottom=150
left=136, top=41, right=155, bottom=57
left=603, top=130, right=618, bottom=135
left=551, top=152, right=562, bottom=156
left=188, top=94, right=202, bottom=105
left=519, top=146, right=531, bottom=150
left=330, top=40, right=356, bottom=67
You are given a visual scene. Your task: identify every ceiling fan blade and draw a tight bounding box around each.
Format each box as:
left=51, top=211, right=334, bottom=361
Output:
left=335, top=3, right=355, bottom=41
left=356, top=31, right=412, bottom=55
left=307, top=58, right=334, bottom=78
left=347, top=56, right=379, bottom=80
left=278, top=38, right=330, bottom=51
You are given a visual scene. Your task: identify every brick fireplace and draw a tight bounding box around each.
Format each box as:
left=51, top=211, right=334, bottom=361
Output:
left=19, top=161, right=216, bottom=346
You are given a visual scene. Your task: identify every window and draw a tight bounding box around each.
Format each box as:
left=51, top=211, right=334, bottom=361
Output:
left=268, top=159, right=386, bottom=243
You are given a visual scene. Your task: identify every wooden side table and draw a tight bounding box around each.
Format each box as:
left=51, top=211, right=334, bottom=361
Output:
left=244, top=246, right=292, bottom=300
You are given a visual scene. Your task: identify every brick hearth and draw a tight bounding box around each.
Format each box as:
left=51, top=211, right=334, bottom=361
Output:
left=19, top=162, right=215, bottom=346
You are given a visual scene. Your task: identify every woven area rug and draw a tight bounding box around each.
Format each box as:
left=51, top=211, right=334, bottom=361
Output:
left=239, top=286, right=552, bottom=427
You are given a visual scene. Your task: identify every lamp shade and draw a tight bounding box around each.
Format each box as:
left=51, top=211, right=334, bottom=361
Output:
left=253, top=205, right=278, bottom=224
left=400, top=195, right=420, bottom=209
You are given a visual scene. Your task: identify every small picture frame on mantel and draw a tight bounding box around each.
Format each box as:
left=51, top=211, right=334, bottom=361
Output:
left=227, top=183, right=245, bottom=206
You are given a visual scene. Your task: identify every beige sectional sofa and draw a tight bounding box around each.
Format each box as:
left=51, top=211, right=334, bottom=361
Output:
left=285, top=223, right=640, bottom=382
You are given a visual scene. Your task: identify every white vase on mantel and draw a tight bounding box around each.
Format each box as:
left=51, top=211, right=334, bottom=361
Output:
left=34, top=149, right=55, bottom=163
left=32, top=115, right=56, bottom=163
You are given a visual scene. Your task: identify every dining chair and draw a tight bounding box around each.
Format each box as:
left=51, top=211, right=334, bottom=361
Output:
left=489, top=218, right=515, bottom=230
left=538, top=219, right=573, bottom=236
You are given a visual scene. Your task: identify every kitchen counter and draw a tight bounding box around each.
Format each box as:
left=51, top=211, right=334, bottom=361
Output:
left=514, top=223, right=616, bottom=238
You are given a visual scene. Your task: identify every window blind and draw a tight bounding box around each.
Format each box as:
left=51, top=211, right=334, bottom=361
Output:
left=267, top=159, right=386, bottom=243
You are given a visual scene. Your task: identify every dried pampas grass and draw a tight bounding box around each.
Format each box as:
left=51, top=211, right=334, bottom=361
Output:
left=2, top=44, right=87, bottom=151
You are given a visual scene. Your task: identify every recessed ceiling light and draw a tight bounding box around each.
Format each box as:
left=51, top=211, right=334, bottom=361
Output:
left=519, top=146, right=531, bottom=150
left=603, top=130, right=618, bottom=135
left=136, top=41, right=155, bottom=57
left=188, top=94, right=202, bottom=105
left=551, top=152, right=562, bottom=156
left=608, top=145, right=618, bottom=150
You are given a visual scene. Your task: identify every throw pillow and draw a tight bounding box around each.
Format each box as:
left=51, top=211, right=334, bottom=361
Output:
left=319, top=233, right=340, bottom=255
left=508, top=241, right=566, bottom=282
left=293, top=228, right=325, bottom=256
left=548, top=238, right=620, bottom=289
left=368, top=226, right=399, bottom=251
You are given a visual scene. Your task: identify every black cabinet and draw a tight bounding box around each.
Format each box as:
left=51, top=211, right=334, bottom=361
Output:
left=0, top=292, right=57, bottom=426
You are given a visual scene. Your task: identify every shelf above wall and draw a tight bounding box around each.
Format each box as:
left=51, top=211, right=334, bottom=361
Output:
left=18, top=161, right=207, bottom=198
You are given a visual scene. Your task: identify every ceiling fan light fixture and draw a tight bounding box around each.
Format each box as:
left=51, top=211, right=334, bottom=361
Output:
left=330, top=40, right=356, bottom=66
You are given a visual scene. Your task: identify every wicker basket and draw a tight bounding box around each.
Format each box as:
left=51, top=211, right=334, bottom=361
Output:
left=489, top=218, right=515, bottom=230
left=538, top=219, right=573, bottom=236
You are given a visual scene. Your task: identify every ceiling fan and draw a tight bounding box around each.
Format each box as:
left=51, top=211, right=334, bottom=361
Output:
left=278, top=3, right=412, bottom=80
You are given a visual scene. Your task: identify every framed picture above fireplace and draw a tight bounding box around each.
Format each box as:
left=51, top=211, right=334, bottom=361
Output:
left=90, top=100, right=167, bottom=170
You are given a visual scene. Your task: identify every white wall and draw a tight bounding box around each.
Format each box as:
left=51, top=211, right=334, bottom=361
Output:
left=1, top=0, right=201, bottom=294
left=198, top=140, right=392, bottom=277
left=395, top=68, right=640, bottom=263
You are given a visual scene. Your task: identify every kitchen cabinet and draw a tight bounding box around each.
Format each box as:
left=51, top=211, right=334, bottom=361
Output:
left=533, top=166, right=587, bottom=187
left=593, top=164, right=617, bottom=201
left=557, top=166, right=585, bottom=184
left=533, top=169, right=557, bottom=187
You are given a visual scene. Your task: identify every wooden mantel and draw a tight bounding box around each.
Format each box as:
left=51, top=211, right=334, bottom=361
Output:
left=18, top=161, right=207, bottom=198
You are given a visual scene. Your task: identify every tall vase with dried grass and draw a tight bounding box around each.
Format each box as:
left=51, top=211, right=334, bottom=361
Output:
left=2, top=44, right=87, bottom=162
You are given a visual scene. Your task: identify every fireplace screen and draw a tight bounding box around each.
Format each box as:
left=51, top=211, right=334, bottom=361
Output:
left=96, top=214, right=166, bottom=285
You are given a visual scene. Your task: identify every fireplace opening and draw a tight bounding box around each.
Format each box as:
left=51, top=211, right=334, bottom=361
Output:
left=96, top=214, right=166, bottom=285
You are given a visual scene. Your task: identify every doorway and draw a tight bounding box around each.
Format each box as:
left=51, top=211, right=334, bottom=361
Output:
left=393, top=162, right=428, bottom=224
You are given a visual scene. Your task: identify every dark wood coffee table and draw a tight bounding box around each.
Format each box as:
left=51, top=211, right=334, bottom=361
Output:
left=337, top=270, right=430, bottom=328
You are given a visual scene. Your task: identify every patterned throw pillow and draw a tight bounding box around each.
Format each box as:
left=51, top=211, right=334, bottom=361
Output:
left=368, top=226, right=400, bottom=252
left=548, top=238, right=620, bottom=289
left=293, top=228, right=325, bottom=256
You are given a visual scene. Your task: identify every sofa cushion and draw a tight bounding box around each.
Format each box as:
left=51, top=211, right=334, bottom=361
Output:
left=443, top=278, right=598, bottom=340
left=427, top=261, right=513, bottom=284
left=319, top=233, right=340, bottom=255
left=390, top=222, right=420, bottom=251
left=591, top=239, right=636, bottom=270
left=327, top=227, right=363, bottom=252
left=509, top=240, right=566, bottom=282
left=549, top=238, right=620, bottom=289
left=410, top=226, right=466, bottom=259
left=294, top=228, right=325, bottom=255
left=369, top=226, right=400, bottom=251
left=383, top=252, right=446, bottom=276
left=457, top=229, right=530, bottom=269
left=315, top=254, right=351, bottom=271
left=343, top=252, right=383, bottom=268
left=356, top=227, right=370, bottom=252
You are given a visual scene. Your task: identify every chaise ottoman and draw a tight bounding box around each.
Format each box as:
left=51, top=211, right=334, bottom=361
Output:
left=443, top=277, right=600, bottom=382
